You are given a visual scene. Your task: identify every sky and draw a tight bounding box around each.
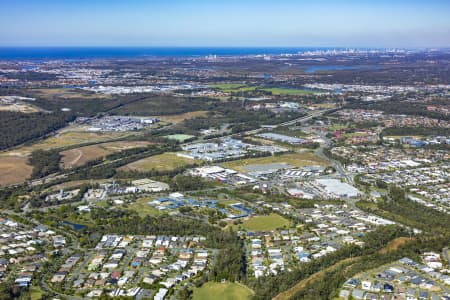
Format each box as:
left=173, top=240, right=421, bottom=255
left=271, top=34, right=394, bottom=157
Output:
left=0, top=0, right=449, bottom=48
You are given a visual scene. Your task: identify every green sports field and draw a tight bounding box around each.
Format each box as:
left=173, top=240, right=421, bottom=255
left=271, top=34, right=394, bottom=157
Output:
left=193, top=282, right=253, bottom=300
left=241, top=213, right=291, bottom=231
left=164, top=134, right=195, bottom=142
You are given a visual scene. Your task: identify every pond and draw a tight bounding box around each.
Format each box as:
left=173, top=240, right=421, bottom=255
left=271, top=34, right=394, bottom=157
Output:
left=63, top=220, right=86, bottom=231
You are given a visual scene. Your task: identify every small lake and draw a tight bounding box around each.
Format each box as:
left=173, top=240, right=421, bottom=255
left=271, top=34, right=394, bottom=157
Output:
left=63, top=220, right=86, bottom=231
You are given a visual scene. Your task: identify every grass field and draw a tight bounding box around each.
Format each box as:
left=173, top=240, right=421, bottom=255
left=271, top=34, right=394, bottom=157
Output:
left=0, top=103, right=41, bottom=113
left=193, top=282, right=253, bottom=300
left=127, top=197, right=164, bottom=217
left=34, top=131, right=129, bottom=150
left=211, top=84, right=319, bottom=95
left=60, top=141, right=152, bottom=168
left=261, top=87, right=319, bottom=95
left=240, top=214, right=291, bottom=231
left=164, top=134, right=196, bottom=142
left=5, top=130, right=130, bottom=157
left=48, top=179, right=112, bottom=192
left=29, top=286, right=44, bottom=300
left=222, top=152, right=328, bottom=173
left=156, top=110, right=208, bottom=123
left=0, top=155, right=32, bottom=186
left=119, top=152, right=196, bottom=172
left=32, top=88, right=111, bottom=100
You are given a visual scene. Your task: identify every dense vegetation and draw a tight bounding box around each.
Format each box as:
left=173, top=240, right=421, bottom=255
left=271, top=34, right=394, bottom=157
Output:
left=382, top=126, right=450, bottom=137
left=165, top=102, right=306, bottom=135
left=357, top=186, right=450, bottom=235
left=0, top=111, right=74, bottom=150
left=111, top=95, right=214, bottom=116
left=29, top=149, right=61, bottom=178
left=291, top=235, right=450, bottom=300
left=345, top=100, right=450, bottom=121
left=30, top=206, right=245, bottom=282
left=248, top=225, right=409, bottom=300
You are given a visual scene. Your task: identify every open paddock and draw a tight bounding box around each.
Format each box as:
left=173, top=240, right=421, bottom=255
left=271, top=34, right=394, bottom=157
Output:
left=31, top=88, right=112, bottom=100
left=60, top=141, right=152, bottom=168
left=6, top=130, right=131, bottom=157
left=156, top=110, right=209, bottom=123
left=119, top=152, right=197, bottom=172
left=0, top=155, right=32, bottom=186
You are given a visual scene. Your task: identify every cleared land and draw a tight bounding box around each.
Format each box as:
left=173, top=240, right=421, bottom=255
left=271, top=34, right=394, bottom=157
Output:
left=60, top=141, right=152, bottom=169
left=32, top=88, right=111, bottom=100
left=156, top=111, right=208, bottom=123
left=119, top=152, right=197, bottom=172
left=0, top=103, right=40, bottom=113
left=48, top=179, right=112, bottom=192
left=193, top=282, right=253, bottom=300
left=5, top=130, right=130, bottom=157
left=379, top=237, right=412, bottom=254
left=0, top=155, right=33, bottom=186
left=240, top=214, right=291, bottom=231
left=32, top=131, right=129, bottom=151
left=222, top=152, right=328, bottom=173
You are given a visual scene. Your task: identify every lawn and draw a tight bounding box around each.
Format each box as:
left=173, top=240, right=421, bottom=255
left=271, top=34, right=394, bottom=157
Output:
left=222, top=152, right=328, bottom=173
left=119, top=152, right=197, bottom=172
left=240, top=214, right=291, bottom=231
left=193, top=282, right=253, bottom=300
left=29, top=286, right=44, bottom=300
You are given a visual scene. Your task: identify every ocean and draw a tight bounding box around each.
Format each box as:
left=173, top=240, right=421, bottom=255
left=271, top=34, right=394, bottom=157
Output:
left=0, top=47, right=345, bottom=60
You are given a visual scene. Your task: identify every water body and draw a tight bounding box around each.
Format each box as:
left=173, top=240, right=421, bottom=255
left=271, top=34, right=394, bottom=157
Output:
left=63, top=220, right=86, bottom=231
left=0, top=47, right=350, bottom=60
left=305, top=65, right=381, bottom=73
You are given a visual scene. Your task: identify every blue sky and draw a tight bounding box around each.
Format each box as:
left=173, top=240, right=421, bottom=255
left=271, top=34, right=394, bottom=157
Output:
left=0, top=0, right=449, bottom=47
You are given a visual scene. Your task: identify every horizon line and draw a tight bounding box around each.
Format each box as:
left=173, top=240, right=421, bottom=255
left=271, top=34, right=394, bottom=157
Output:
left=0, top=45, right=449, bottom=49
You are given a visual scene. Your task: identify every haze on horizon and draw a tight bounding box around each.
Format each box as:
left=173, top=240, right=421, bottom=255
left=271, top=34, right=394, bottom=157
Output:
left=0, top=0, right=449, bottom=48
